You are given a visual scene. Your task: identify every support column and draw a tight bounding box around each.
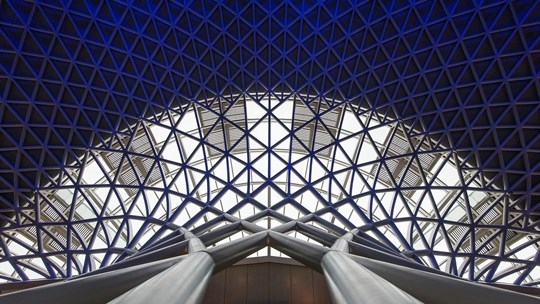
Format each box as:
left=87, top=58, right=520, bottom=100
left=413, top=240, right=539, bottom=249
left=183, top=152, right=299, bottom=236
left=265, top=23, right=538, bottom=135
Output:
left=321, top=251, right=422, bottom=304
left=108, top=251, right=214, bottom=304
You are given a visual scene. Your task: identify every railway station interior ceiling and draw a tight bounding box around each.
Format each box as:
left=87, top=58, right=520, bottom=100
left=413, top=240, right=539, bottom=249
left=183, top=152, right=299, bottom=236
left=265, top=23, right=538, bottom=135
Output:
left=0, top=0, right=539, bottom=291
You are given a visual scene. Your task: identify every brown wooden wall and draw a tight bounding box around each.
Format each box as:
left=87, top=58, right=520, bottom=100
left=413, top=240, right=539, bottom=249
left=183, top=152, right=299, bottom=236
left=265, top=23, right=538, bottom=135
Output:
left=202, top=258, right=331, bottom=304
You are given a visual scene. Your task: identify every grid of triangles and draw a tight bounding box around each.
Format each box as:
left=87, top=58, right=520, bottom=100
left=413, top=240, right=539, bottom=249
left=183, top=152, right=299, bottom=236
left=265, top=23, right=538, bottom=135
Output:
left=0, top=0, right=539, bottom=286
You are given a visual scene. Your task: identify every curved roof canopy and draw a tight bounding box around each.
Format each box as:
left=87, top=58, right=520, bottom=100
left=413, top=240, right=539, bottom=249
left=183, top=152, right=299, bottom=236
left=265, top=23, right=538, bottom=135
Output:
left=0, top=0, right=539, bottom=287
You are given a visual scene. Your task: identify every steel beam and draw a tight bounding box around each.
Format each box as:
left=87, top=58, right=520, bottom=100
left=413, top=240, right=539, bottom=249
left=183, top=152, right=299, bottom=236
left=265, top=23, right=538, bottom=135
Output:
left=198, top=221, right=243, bottom=245
left=0, top=256, right=185, bottom=304
left=349, top=254, right=540, bottom=304
left=296, top=221, right=338, bottom=246
left=72, top=239, right=190, bottom=280
left=347, top=241, right=457, bottom=279
left=268, top=231, right=328, bottom=272
left=207, top=231, right=268, bottom=271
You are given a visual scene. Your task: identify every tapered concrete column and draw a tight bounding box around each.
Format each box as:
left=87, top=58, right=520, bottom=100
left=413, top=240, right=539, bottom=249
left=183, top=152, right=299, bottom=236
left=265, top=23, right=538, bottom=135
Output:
left=108, top=251, right=214, bottom=304
left=321, top=251, right=422, bottom=304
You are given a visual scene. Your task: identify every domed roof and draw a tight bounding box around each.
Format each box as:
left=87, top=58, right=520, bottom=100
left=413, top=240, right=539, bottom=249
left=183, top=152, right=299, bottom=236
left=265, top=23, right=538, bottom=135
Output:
left=0, top=0, right=538, bottom=286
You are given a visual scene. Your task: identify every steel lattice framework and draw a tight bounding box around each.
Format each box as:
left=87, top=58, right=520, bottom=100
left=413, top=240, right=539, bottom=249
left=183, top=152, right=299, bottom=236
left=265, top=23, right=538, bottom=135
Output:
left=0, top=0, right=539, bottom=300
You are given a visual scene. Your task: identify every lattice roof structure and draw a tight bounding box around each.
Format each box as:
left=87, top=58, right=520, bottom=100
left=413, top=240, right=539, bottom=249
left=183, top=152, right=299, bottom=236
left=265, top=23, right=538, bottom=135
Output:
left=0, top=1, right=539, bottom=303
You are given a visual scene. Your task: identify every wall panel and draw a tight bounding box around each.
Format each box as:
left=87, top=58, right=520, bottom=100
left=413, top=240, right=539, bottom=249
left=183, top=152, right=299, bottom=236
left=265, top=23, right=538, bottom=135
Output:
left=203, top=258, right=331, bottom=304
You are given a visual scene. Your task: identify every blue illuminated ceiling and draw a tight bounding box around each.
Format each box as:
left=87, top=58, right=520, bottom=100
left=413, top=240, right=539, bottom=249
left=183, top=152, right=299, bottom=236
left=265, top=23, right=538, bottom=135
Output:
left=0, top=0, right=539, bottom=286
